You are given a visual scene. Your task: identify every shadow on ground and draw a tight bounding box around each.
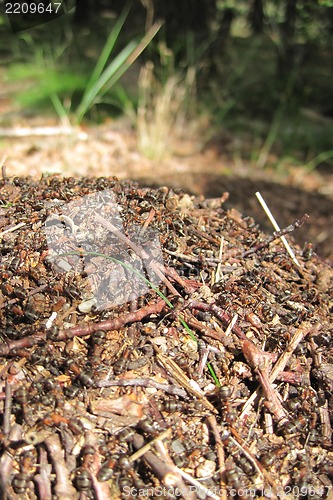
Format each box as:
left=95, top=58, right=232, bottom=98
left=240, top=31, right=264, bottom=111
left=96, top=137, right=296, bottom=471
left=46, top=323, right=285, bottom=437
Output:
left=138, top=173, right=333, bottom=263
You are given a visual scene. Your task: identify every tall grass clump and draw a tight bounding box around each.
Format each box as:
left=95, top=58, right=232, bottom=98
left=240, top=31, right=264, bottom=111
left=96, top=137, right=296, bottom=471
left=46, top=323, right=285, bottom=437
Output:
left=137, top=49, right=196, bottom=160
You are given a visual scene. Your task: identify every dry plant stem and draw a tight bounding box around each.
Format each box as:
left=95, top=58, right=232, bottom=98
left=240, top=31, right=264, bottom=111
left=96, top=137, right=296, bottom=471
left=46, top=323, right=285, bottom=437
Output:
left=131, top=432, right=194, bottom=497
left=44, top=433, right=77, bottom=500
left=95, top=377, right=188, bottom=398
left=154, top=345, right=217, bottom=413
left=242, top=214, right=309, bottom=259
left=319, top=400, right=332, bottom=445
left=240, top=322, right=315, bottom=423
left=0, top=284, right=49, bottom=310
left=254, top=191, right=301, bottom=266
left=34, top=447, right=52, bottom=500
left=229, top=426, right=282, bottom=499
left=90, top=474, right=111, bottom=500
left=93, top=212, right=180, bottom=296
left=128, top=429, right=172, bottom=462
left=186, top=300, right=249, bottom=342
left=0, top=300, right=166, bottom=356
left=243, top=339, right=289, bottom=425
left=155, top=440, right=209, bottom=500
left=0, top=221, right=26, bottom=237
left=181, top=311, right=234, bottom=347
left=207, top=415, right=227, bottom=500
left=84, top=431, right=110, bottom=500
left=163, top=265, right=198, bottom=294
left=3, top=380, right=12, bottom=436
left=175, top=468, right=220, bottom=500
left=268, top=322, right=316, bottom=382
left=0, top=424, right=22, bottom=492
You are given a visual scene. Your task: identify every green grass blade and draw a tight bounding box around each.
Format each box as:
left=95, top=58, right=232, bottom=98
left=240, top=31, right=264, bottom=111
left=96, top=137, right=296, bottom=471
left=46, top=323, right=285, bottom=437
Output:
left=86, top=7, right=130, bottom=92
left=304, top=150, right=333, bottom=172
left=50, top=93, right=70, bottom=124
left=75, top=22, right=161, bottom=123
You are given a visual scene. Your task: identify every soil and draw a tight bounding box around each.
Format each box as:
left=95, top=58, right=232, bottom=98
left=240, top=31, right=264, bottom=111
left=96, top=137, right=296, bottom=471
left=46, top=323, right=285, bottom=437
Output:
left=0, top=173, right=333, bottom=499
left=1, top=118, right=333, bottom=263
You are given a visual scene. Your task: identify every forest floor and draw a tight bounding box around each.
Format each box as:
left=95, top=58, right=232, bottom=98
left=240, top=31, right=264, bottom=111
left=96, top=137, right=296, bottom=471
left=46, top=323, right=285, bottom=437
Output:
left=1, top=115, right=333, bottom=263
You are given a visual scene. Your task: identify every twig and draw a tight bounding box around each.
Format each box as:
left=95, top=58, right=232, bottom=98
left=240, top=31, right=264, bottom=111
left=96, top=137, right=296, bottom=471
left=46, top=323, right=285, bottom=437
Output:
left=95, top=377, right=188, bottom=398
left=83, top=431, right=111, bottom=500
left=0, top=284, right=48, bottom=310
left=44, top=434, right=78, bottom=499
left=181, top=311, right=234, bottom=347
left=1, top=156, right=7, bottom=183
left=240, top=323, right=315, bottom=423
left=34, top=447, right=52, bottom=500
left=254, top=191, right=302, bottom=266
left=128, top=428, right=172, bottom=463
left=0, top=424, right=23, bottom=494
left=3, top=381, right=12, bottom=437
left=163, top=265, right=198, bottom=294
left=184, top=300, right=249, bottom=342
left=319, top=400, right=332, bottom=446
left=0, top=300, right=166, bottom=356
left=154, top=345, right=217, bottom=413
left=242, top=339, right=289, bottom=425
left=175, top=468, right=220, bottom=500
left=207, top=415, right=227, bottom=500
left=131, top=432, right=195, bottom=497
left=242, top=214, right=309, bottom=259
left=0, top=126, right=86, bottom=137
left=0, top=222, right=26, bottom=238
left=268, top=322, right=316, bottom=382
left=93, top=212, right=180, bottom=296
left=229, top=426, right=283, bottom=499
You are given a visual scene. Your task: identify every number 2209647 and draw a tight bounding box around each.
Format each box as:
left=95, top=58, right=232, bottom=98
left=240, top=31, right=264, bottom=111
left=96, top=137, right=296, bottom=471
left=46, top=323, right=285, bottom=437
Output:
left=5, top=2, right=61, bottom=14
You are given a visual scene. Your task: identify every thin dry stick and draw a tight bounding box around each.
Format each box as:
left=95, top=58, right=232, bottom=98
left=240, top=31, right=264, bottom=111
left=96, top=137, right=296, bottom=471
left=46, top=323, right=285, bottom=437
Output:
left=154, top=345, right=217, bottom=413
left=214, top=235, right=224, bottom=283
left=3, top=381, right=12, bottom=436
left=156, top=440, right=216, bottom=500
left=34, top=447, right=52, bottom=500
left=0, top=300, right=166, bottom=356
left=207, top=415, right=227, bottom=500
left=0, top=222, right=26, bottom=237
left=83, top=431, right=111, bottom=500
left=242, top=214, right=309, bottom=259
left=229, top=426, right=283, bottom=499
left=93, top=212, right=180, bottom=296
left=129, top=429, right=172, bottom=463
left=240, top=322, right=315, bottom=423
left=181, top=311, right=234, bottom=347
left=175, top=468, right=220, bottom=500
left=131, top=432, right=194, bottom=497
left=268, top=322, right=315, bottom=382
left=96, top=377, right=188, bottom=398
left=255, top=191, right=300, bottom=266
left=0, top=424, right=23, bottom=494
left=1, top=156, right=7, bottom=182
left=319, top=400, right=332, bottom=445
left=44, top=434, right=81, bottom=499
left=242, top=339, right=289, bottom=425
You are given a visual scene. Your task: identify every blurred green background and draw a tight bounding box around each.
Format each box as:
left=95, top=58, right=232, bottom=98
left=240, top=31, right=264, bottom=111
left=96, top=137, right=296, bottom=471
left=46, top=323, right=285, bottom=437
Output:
left=0, top=0, right=332, bottom=171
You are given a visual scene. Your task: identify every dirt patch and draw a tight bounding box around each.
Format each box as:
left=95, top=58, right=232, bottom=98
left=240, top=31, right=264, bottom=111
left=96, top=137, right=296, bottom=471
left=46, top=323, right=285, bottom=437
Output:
left=139, top=173, right=333, bottom=263
left=1, top=120, right=333, bottom=263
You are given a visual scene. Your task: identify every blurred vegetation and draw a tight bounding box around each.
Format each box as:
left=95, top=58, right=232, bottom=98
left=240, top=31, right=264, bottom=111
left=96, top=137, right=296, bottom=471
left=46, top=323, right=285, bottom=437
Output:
left=0, top=0, right=332, bottom=169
